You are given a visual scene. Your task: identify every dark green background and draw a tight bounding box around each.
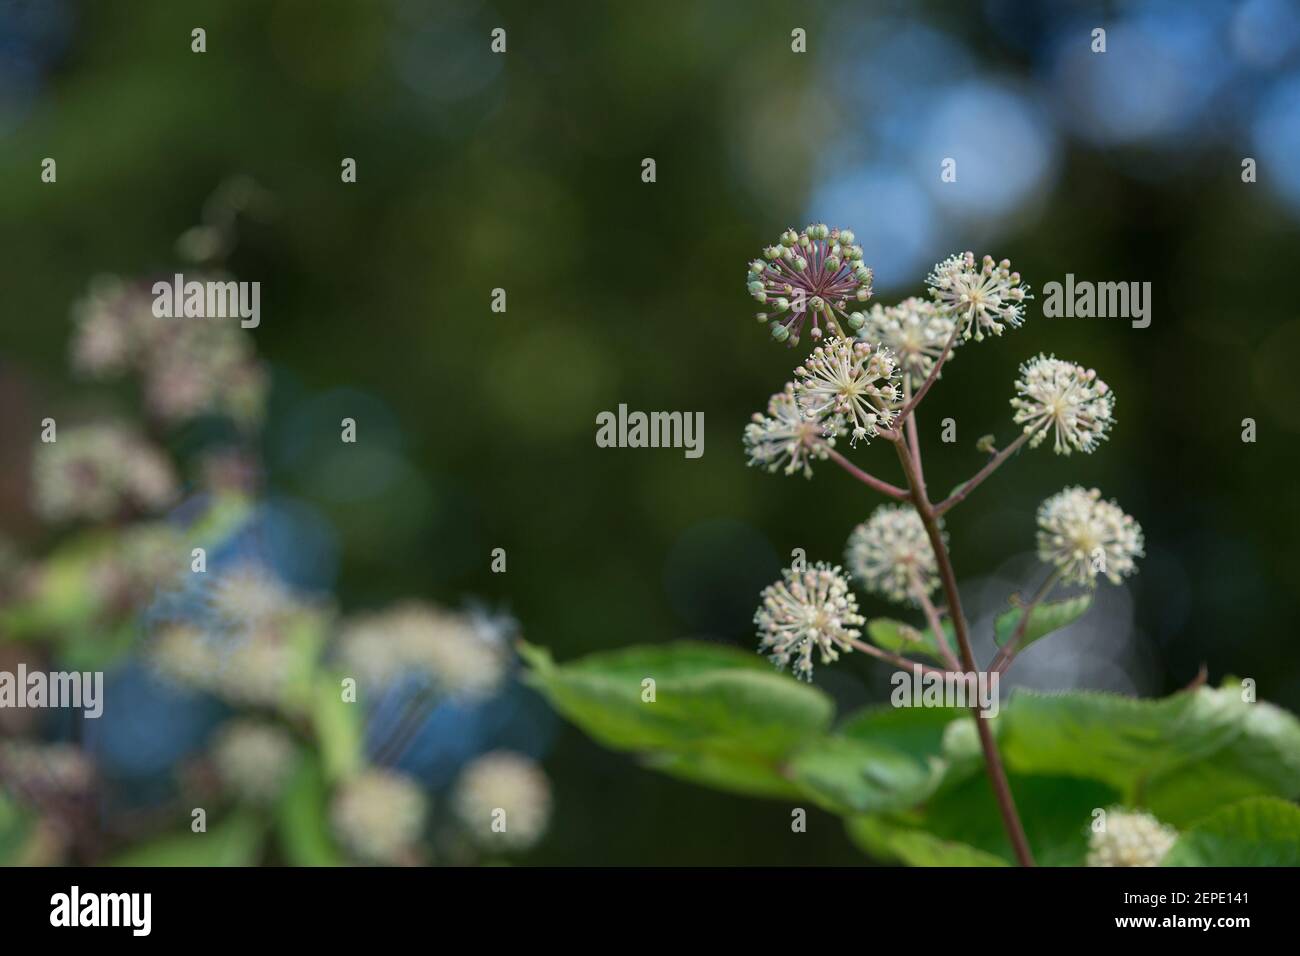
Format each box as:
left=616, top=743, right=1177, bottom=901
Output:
left=2, top=0, right=1297, bottom=864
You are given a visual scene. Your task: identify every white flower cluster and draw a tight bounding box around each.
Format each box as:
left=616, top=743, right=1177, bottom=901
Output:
left=211, top=719, right=299, bottom=804
left=754, top=562, right=864, bottom=681
left=1037, top=487, right=1144, bottom=586
left=1086, top=809, right=1178, bottom=867
left=335, top=602, right=507, bottom=698
left=742, top=240, right=1144, bottom=687
left=32, top=423, right=178, bottom=523
left=743, top=384, right=840, bottom=478
left=330, top=769, right=428, bottom=865
left=793, top=338, right=899, bottom=446
left=149, top=563, right=324, bottom=708
left=845, top=505, right=942, bottom=605
left=859, top=297, right=957, bottom=380
left=1012, top=354, right=1114, bottom=455
left=926, top=252, right=1030, bottom=341
left=69, top=275, right=267, bottom=427
left=452, top=750, right=553, bottom=852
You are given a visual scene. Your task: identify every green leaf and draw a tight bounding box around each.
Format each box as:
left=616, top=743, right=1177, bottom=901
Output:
left=312, top=677, right=364, bottom=782
left=997, top=687, right=1300, bottom=826
left=788, top=705, right=964, bottom=814
left=110, top=812, right=264, bottom=867
left=846, top=815, right=1010, bottom=867
left=1162, top=797, right=1300, bottom=867
left=918, top=772, right=1122, bottom=866
left=993, top=594, right=1092, bottom=650
left=0, top=795, right=34, bottom=865
left=644, top=751, right=803, bottom=800
left=275, top=755, right=345, bottom=866
left=1142, top=690, right=1300, bottom=825
left=522, top=640, right=833, bottom=758
left=866, top=618, right=953, bottom=664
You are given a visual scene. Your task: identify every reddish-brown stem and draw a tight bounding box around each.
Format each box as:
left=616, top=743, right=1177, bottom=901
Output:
left=913, top=582, right=961, bottom=672
left=845, top=637, right=952, bottom=676
left=827, top=448, right=909, bottom=500
left=891, top=437, right=1036, bottom=867
left=933, top=430, right=1035, bottom=516
left=902, top=375, right=925, bottom=497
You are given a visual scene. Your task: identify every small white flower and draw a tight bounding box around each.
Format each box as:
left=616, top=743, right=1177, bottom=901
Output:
left=743, top=383, right=840, bottom=478
left=208, top=563, right=300, bottom=628
left=755, top=562, right=864, bottom=681
left=32, top=423, right=178, bottom=523
left=220, top=633, right=298, bottom=708
left=452, top=750, right=553, bottom=852
left=927, top=252, right=1030, bottom=341
left=1011, top=354, right=1115, bottom=455
left=212, top=719, right=298, bottom=804
left=330, top=769, right=427, bottom=865
left=336, top=602, right=507, bottom=697
left=860, top=298, right=957, bottom=380
left=1037, top=487, right=1144, bottom=586
left=845, top=505, right=942, bottom=605
left=150, top=624, right=219, bottom=687
left=793, top=338, right=899, bottom=446
left=1087, top=808, right=1177, bottom=867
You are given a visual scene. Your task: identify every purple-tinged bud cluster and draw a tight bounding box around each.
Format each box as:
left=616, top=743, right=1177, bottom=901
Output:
left=747, top=224, right=873, bottom=347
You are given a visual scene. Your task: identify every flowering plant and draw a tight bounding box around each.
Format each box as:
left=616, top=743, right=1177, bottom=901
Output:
left=527, top=229, right=1300, bottom=866
left=0, top=195, right=553, bottom=867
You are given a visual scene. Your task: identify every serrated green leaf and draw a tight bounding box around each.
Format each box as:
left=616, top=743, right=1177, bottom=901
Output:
left=998, top=688, right=1300, bottom=826
left=1162, top=797, right=1300, bottom=866
left=993, top=594, right=1092, bottom=650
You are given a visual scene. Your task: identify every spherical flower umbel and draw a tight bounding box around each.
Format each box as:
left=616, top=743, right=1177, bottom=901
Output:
left=754, top=561, right=865, bottom=681
left=743, top=383, right=841, bottom=478
left=927, top=252, right=1030, bottom=341
left=336, top=602, right=507, bottom=698
left=1011, top=354, right=1115, bottom=455
left=1037, top=487, right=1144, bottom=587
left=32, top=423, right=179, bottom=523
left=69, top=274, right=268, bottom=428
left=1086, top=808, right=1178, bottom=867
left=747, top=224, right=874, bottom=346
left=860, top=298, right=958, bottom=380
left=452, top=750, right=553, bottom=852
left=794, top=338, right=899, bottom=446
left=330, top=769, right=428, bottom=865
left=845, top=505, right=943, bottom=604
left=211, top=719, right=299, bottom=804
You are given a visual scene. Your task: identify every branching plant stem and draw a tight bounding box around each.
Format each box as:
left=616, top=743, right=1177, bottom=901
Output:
left=873, top=357, right=1037, bottom=865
